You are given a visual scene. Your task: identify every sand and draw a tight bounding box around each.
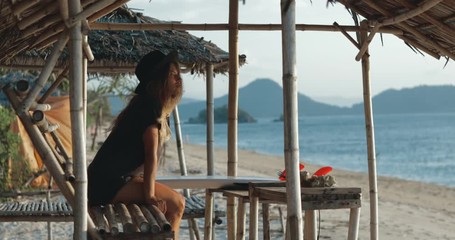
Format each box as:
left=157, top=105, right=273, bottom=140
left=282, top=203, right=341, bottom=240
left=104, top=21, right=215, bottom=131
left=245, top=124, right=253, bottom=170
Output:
left=1, top=136, right=454, bottom=240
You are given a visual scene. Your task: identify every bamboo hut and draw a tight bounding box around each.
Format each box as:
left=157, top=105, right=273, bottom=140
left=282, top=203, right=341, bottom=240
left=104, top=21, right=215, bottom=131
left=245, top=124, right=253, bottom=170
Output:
left=1, top=0, right=455, bottom=240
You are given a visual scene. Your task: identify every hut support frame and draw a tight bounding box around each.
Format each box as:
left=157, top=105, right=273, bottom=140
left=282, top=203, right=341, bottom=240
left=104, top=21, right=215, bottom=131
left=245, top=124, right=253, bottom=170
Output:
left=359, top=20, right=379, bottom=240
left=280, top=1, right=303, bottom=239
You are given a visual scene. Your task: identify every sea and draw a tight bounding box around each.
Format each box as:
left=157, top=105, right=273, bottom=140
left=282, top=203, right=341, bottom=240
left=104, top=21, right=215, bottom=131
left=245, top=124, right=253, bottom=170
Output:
left=173, top=113, right=455, bottom=188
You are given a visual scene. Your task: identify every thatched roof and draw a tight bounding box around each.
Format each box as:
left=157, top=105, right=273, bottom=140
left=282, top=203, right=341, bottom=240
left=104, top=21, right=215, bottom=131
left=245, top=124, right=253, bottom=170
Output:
left=331, top=0, right=455, bottom=61
left=0, top=0, right=454, bottom=71
left=0, top=4, right=243, bottom=74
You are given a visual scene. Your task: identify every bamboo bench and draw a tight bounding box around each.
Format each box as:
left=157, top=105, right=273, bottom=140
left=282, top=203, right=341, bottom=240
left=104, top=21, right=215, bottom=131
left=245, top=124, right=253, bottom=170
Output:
left=0, top=194, right=225, bottom=239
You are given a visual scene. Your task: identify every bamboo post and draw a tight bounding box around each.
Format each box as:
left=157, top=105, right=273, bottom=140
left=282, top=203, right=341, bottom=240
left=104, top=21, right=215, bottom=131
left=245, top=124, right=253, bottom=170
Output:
left=359, top=20, right=379, bottom=240
left=280, top=1, right=303, bottom=240
left=68, top=0, right=89, bottom=239
left=203, top=190, right=214, bottom=240
left=172, top=106, right=199, bottom=240
left=227, top=1, right=239, bottom=239
left=206, top=63, right=215, bottom=176
left=22, top=34, right=68, bottom=112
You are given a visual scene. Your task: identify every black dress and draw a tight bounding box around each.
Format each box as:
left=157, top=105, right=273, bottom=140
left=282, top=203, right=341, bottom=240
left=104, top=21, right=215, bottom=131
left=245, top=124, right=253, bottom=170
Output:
left=87, top=96, right=162, bottom=206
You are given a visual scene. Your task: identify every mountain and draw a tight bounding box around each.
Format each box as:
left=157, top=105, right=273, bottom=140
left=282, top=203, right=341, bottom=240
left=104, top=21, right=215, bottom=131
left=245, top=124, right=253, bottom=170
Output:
left=178, top=79, right=455, bottom=121
left=351, top=85, right=455, bottom=114
left=178, top=78, right=347, bottom=121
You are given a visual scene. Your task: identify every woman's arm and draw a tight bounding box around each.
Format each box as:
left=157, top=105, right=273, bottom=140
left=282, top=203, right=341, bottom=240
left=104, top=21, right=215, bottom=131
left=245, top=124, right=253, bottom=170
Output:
left=143, top=124, right=160, bottom=203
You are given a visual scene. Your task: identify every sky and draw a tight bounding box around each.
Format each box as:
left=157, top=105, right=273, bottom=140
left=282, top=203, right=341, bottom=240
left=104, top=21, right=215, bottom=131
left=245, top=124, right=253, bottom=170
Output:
left=126, top=0, right=455, bottom=106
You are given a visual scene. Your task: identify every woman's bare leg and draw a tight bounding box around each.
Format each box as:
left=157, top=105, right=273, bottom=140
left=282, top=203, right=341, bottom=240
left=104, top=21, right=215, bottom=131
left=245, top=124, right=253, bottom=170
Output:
left=112, top=177, right=185, bottom=239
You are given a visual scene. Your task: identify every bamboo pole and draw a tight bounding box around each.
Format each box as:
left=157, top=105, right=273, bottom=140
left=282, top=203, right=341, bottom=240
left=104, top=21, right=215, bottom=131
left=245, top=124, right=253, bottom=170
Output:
left=206, top=63, right=215, bottom=176
left=22, top=34, right=68, bottom=112
left=68, top=0, right=90, bottom=238
left=280, top=1, right=303, bottom=240
left=83, top=36, right=94, bottom=61
left=3, top=86, right=76, bottom=208
left=355, top=22, right=379, bottom=61
left=58, top=0, right=69, bottom=26
left=359, top=20, right=379, bottom=240
left=38, top=66, right=69, bottom=103
left=227, top=1, right=239, bottom=240
left=86, top=0, right=131, bottom=23
left=89, top=22, right=403, bottom=34
left=17, top=4, right=59, bottom=30
left=68, top=0, right=117, bottom=26
left=399, top=1, right=455, bottom=45
left=379, top=0, right=443, bottom=26
left=172, top=106, right=199, bottom=240
left=12, top=0, right=40, bottom=17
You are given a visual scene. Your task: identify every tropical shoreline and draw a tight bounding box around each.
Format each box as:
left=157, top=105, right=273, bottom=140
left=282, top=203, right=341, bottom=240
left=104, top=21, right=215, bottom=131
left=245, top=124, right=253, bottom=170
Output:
left=0, top=135, right=453, bottom=240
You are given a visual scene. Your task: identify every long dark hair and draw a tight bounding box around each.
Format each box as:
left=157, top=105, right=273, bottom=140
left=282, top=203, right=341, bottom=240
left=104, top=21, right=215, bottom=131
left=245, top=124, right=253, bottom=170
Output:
left=110, top=60, right=177, bottom=132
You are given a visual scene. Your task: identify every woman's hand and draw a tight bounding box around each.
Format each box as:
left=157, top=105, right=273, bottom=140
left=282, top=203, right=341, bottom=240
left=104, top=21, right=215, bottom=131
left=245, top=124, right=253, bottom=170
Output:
left=147, top=196, right=167, bottom=214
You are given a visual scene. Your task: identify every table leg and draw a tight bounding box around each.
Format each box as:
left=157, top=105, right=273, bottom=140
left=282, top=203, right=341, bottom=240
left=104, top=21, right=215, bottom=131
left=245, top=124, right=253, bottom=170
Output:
left=249, top=195, right=259, bottom=240
left=236, top=198, right=246, bottom=240
left=262, top=203, right=270, bottom=240
left=348, top=207, right=361, bottom=240
left=204, top=190, right=214, bottom=240
left=304, top=210, right=317, bottom=240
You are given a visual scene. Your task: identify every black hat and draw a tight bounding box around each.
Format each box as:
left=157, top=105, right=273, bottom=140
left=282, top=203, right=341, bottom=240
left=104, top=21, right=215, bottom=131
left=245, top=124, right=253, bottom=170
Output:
left=134, top=50, right=179, bottom=94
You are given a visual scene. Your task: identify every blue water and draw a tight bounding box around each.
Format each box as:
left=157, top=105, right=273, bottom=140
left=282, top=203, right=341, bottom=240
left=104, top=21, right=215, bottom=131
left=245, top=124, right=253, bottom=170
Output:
left=175, top=113, right=455, bottom=187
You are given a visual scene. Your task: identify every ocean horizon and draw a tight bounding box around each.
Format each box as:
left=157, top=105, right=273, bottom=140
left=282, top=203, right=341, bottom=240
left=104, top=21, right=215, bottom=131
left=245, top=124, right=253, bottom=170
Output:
left=174, top=112, right=455, bottom=188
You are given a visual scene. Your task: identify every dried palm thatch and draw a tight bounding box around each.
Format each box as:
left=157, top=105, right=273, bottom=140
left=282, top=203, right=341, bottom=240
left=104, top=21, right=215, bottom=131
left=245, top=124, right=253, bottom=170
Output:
left=331, top=0, right=455, bottom=61
left=1, top=5, right=243, bottom=75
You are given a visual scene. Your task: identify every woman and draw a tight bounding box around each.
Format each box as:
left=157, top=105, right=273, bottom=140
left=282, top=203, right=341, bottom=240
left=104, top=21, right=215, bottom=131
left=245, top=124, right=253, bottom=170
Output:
left=88, top=50, right=185, bottom=237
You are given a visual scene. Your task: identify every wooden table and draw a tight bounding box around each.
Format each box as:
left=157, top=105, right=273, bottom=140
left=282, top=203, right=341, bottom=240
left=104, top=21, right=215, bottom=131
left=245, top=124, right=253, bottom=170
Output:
left=248, top=185, right=362, bottom=240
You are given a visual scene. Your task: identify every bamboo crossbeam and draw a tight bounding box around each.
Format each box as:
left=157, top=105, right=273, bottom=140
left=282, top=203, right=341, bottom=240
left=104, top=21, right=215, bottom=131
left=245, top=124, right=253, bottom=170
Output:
left=68, top=0, right=117, bottom=26
left=83, top=35, right=94, bottom=61
left=89, top=22, right=403, bottom=34
left=22, top=34, right=68, bottom=111
left=355, top=22, right=380, bottom=61
left=17, top=4, right=59, bottom=30
left=400, top=1, right=455, bottom=44
left=128, top=204, right=150, bottom=233
left=379, top=0, right=443, bottom=26
left=333, top=21, right=370, bottom=58
left=115, top=203, right=136, bottom=233
left=33, top=29, right=65, bottom=50
left=22, top=13, right=62, bottom=39
left=140, top=205, right=161, bottom=234
left=12, top=0, right=40, bottom=17
left=86, top=0, right=130, bottom=23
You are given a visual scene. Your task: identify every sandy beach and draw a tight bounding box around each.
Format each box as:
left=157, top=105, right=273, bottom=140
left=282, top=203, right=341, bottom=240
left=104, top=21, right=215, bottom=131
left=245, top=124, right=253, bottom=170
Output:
left=1, top=138, right=454, bottom=240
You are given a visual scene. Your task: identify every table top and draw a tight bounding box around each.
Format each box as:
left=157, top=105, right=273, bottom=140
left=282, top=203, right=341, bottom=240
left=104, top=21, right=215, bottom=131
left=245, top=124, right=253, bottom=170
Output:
left=156, top=176, right=279, bottom=189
